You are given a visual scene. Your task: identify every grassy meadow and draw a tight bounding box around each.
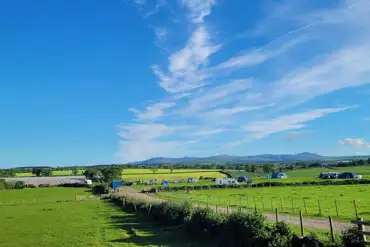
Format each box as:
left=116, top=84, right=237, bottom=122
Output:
left=157, top=184, right=370, bottom=220
left=0, top=188, right=205, bottom=247
left=121, top=169, right=226, bottom=182
left=16, top=169, right=85, bottom=177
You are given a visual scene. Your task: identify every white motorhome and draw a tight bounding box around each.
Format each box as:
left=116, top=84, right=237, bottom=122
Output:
left=215, top=178, right=239, bottom=185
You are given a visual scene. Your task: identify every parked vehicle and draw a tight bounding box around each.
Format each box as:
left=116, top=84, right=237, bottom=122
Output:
left=215, top=178, right=239, bottom=185
left=338, top=172, right=362, bottom=179
left=319, top=172, right=339, bottom=179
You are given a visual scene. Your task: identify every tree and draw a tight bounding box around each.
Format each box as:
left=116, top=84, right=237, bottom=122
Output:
left=357, top=159, right=365, bottom=166
left=151, top=169, right=158, bottom=174
left=83, top=168, right=101, bottom=179
left=170, top=168, right=174, bottom=173
left=262, top=164, right=275, bottom=174
left=41, top=169, right=52, bottom=176
left=367, top=157, right=370, bottom=164
left=32, top=168, right=42, bottom=177
left=251, top=165, right=256, bottom=173
left=71, top=168, right=79, bottom=176
left=101, top=167, right=122, bottom=183
left=245, top=164, right=252, bottom=173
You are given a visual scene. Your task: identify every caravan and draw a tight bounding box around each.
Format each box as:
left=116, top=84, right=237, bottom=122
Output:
left=215, top=178, right=239, bottom=185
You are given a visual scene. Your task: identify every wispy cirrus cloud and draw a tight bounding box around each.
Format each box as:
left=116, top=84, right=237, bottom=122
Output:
left=117, top=0, right=370, bottom=162
left=244, top=107, right=354, bottom=140
left=338, top=138, right=370, bottom=149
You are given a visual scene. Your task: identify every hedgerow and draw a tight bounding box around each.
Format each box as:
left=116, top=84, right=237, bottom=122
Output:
left=142, top=179, right=370, bottom=193
left=110, top=195, right=364, bottom=247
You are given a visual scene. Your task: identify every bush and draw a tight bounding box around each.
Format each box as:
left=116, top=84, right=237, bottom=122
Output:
left=291, top=233, right=324, bottom=247
left=38, top=184, right=51, bottom=188
left=186, top=207, right=225, bottom=239
left=92, top=184, right=109, bottom=195
left=14, top=181, right=25, bottom=189
left=222, top=211, right=268, bottom=247
left=341, top=226, right=365, bottom=247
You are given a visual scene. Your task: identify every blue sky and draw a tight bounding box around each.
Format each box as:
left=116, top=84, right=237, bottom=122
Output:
left=1, top=0, right=370, bottom=167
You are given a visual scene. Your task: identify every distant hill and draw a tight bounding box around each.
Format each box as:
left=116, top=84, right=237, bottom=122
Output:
left=130, top=152, right=325, bottom=165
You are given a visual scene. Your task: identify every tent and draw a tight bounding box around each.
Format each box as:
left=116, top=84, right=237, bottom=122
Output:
left=271, top=172, right=287, bottom=179
left=111, top=180, right=122, bottom=190
left=237, top=176, right=249, bottom=183
left=161, top=180, right=169, bottom=186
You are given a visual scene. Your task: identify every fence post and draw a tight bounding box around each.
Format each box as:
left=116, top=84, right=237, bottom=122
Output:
left=303, top=198, right=307, bottom=214
left=275, top=208, right=279, bottom=223
left=216, top=204, right=218, bottom=213
left=318, top=200, right=322, bottom=215
left=357, top=217, right=367, bottom=243
left=33, top=198, right=36, bottom=204
left=353, top=200, right=359, bottom=218
left=335, top=200, right=339, bottom=217
left=291, top=199, right=295, bottom=213
left=280, top=198, right=284, bottom=212
left=262, top=197, right=265, bottom=210
left=227, top=205, right=229, bottom=215
left=299, top=211, right=304, bottom=238
left=329, top=216, right=335, bottom=242
left=247, top=197, right=250, bottom=208
left=254, top=198, right=257, bottom=212
left=270, top=198, right=273, bottom=211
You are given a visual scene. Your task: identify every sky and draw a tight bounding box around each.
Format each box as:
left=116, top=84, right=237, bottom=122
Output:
left=1, top=0, right=370, bottom=167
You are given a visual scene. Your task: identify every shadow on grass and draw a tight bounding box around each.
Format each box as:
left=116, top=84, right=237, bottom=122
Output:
left=106, top=201, right=206, bottom=247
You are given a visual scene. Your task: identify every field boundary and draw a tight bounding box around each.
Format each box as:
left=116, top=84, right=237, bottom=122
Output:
left=116, top=188, right=352, bottom=233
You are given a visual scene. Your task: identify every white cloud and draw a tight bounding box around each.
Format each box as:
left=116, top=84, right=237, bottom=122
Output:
left=118, top=0, right=370, bottom=162
left=154, top=27, right=167, bottom=41
left=338, top=138, right=370, bottom=149
left=285, top=130, right=316, bottom=140
left=244, top=107, right=353, bottom=140
left=129, top=102, right=175, bottom=121
left=180, top=0, right=215, bottom=23
left=190, top=128, right=224, bottom=136
left=152, top=26, right=221, bottom=93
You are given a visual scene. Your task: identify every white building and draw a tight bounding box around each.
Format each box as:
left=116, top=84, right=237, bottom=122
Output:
left=215, top=178, right=239, bottom=185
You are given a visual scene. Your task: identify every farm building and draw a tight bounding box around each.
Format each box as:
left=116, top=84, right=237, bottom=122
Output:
left=271, top=172, right=287, bottom=179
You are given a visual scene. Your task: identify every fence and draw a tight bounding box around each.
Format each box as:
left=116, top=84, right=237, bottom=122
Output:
left=185, top=195, right=369, bottom=220
left=351, top=218, right=370, bottom=245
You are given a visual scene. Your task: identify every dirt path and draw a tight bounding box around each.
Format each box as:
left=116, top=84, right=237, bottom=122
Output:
left=115, top=188, right=352, bottom=233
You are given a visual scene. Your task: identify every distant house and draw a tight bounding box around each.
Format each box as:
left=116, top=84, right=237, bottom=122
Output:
left=271, top=172, right=287, bottom=179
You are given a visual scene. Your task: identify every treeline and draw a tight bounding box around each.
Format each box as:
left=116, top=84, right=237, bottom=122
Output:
left=0, top=179, right=89, bottom=190
left=143, top=179, right=370, bottom=193
left=110, top=195, right=365, bottom=247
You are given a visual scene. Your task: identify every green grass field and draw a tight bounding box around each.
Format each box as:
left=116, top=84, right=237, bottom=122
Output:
left=0, top=188, right=206, bottom=247
left=121, top=169, right=226, bottom=182
left=250, top=166, right=370, bottom=184
left=16, top=170, right=85, bottom=177
left=157, top=184, right=370, bottom=220
left=0, top=187, right=91, bottom=205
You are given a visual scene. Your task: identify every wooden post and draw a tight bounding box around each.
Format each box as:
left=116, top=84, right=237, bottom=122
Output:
left=271, top=198, right=273, bottom=211
left=262, top=197, right=265, bottom=210
left=357, top=217, right=367, bottom=243
left=148, top=204, right=152, bottom=215
left=303, top=198, right=307, bottom=214
left=254, top=198, right=257, bottom=212
left=227, top=205, right=229, bottom=215
left=353, top=200, right=359, bottom=218
left=299, top=211, right=304, bottom=238
left=247, top=197, right=250, bottom=208
left=335, top=200, right=339, bottom=217
left=329, top=216, right=335, bottom=242
left=318, top=200, right=322, bottom=215
left=33, top=198, right=36, bottom=204
left=291, top=199, right=295, bottom=213
left=216, top=204, right=218, bottom=213
left=280, top=198, right=284, bottom=212
left=240, top=198, right=242, bottom=208
left=275, top=208, right=279, bottom=223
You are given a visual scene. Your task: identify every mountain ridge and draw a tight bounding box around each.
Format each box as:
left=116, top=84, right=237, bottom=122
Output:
left=130, top=152, right=324, bottom=164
